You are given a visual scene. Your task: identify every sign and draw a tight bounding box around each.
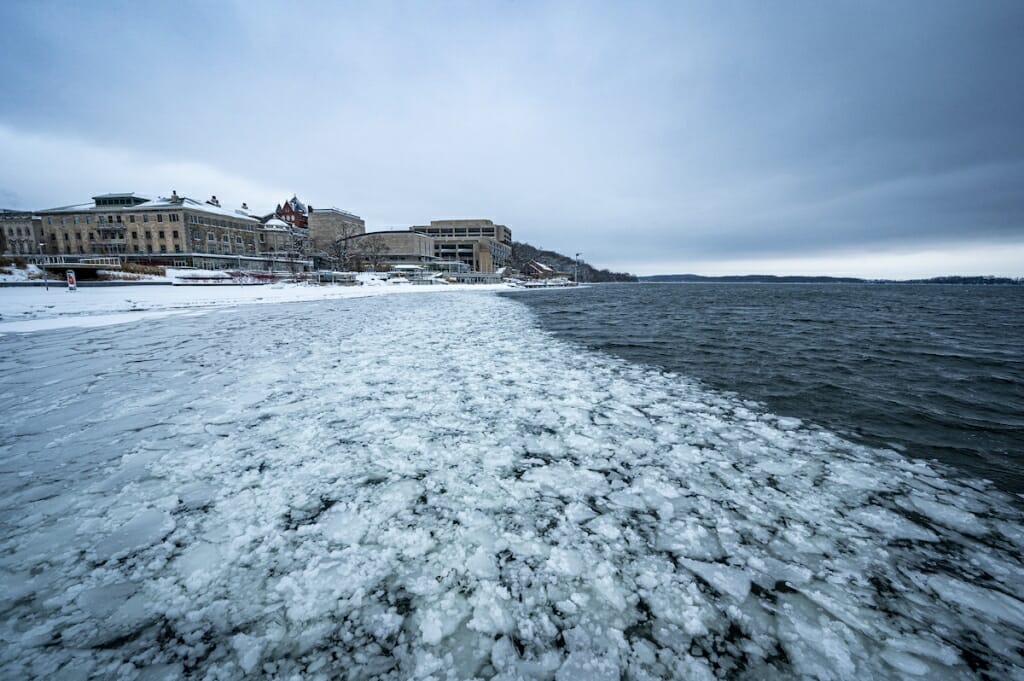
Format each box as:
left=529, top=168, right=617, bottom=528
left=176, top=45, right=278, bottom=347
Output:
left=66, top=269, right=77, bottom=291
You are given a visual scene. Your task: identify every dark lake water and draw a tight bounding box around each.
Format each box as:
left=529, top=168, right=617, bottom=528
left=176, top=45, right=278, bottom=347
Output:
left=507, top=283, right=1024, bottom=494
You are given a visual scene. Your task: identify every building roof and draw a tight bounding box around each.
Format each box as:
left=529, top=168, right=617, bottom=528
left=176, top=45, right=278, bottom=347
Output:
left=38, top=194, right=260, bottom=222
left=263, top=218, right=289, bottom=229
left=91, top=192, right=149, bottom=200
left=311, top=206, right=361, bottom=220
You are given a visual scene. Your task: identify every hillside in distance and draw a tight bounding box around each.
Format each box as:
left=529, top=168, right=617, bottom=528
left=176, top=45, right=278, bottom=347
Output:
left=510, top=242, right=638, bottom=282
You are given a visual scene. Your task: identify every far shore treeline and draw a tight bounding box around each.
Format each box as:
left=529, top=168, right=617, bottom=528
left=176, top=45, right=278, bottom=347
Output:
left=640, top=274, right=1024, bottom=285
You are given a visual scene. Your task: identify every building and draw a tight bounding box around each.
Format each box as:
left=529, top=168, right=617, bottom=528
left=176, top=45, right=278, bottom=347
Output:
left=410, top=219, right=512, bottom=273
left=35, top=192, right=309, bottom=271
left=1, top=210, right=43, bottom=256
left=308, top=207, right=366, bottom=255
left=273, top=196, right=309, bottom=229
left=522, top=260, right=570, bottom=279
left=347, top=230, right=435, bottom=269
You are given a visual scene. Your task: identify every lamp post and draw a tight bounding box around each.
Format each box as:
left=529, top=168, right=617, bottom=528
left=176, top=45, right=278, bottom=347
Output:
left=574, top=252, right=581, bottom=284
left=38, top=242, right=48, bottom=291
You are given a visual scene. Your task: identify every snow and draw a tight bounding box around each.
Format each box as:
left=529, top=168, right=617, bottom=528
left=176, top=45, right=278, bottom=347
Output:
left=1, top=292, right=1023, bottom=680
left=0, top=277, right=511, bottom=334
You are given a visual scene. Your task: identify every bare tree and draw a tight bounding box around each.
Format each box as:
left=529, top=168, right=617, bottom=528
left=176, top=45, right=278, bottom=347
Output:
left=325, top=224, right=364, bottom=271
left=358, top=235, right=390, bottom=271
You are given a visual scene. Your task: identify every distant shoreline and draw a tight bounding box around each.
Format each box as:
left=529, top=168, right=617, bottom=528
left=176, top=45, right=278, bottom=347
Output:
left=638, top=275, right=1023, bottom=285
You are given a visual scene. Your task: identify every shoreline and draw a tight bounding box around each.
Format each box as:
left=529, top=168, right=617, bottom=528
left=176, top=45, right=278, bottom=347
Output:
left=0, top=281, right=512, bottom=334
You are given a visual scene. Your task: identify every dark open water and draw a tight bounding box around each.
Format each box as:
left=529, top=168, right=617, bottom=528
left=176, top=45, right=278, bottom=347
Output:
left=508, top=283, right=1024, bottom=494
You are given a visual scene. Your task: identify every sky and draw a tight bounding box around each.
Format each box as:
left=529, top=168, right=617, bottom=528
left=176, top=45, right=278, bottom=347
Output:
left=1, top=1, right=1022, bottom=278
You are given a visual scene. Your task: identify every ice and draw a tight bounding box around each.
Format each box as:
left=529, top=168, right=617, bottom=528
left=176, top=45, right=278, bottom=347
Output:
left=92, top=508, right=175, bottom=562
left=676, top=558, right=751, bottom=602
left=1, top=292, right=1023, bottom=679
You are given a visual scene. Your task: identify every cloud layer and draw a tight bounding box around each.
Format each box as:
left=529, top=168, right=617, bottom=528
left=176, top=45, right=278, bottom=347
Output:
left=2, top=1, right=1022, bottom=276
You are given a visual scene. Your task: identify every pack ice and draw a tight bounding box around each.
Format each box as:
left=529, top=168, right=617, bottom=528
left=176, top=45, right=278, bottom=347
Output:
left=1, top=292, right=1022, bottom=680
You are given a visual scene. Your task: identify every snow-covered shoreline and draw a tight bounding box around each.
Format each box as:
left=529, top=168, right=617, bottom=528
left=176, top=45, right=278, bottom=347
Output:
left=0, top=278, right=511, bottom=334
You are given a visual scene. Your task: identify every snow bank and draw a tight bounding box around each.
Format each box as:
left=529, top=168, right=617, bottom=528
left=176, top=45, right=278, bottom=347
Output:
left=0, top=293, right=1022, bottom=680
left=0, top=279, right=511, bottom=334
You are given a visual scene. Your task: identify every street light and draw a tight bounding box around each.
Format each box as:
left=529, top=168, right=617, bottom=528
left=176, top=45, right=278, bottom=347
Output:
left=38, top=242, right=48, bottom=291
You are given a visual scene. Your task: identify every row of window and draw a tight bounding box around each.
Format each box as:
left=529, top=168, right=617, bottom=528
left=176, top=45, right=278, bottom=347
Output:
left=47, top=212, right=184, bottom=227
left=55, top=230, right=181, bottom=241
left=187, top=214, right=253, bottom=230
left=5, top=227, right=34, bottom=237
left=59, top=243, right=266, bottom=256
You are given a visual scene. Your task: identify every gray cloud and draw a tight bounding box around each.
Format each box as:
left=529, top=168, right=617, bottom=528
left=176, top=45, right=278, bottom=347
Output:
left=1, top=1, right=1022, bottom=275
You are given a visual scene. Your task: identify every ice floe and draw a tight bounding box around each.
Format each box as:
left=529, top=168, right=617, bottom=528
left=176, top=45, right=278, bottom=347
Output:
left=1, top=291, right=1022, bottom=680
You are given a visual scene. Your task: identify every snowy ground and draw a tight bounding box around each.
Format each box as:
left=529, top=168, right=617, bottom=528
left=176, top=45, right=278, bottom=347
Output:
left=1, top=293, right=1023, bottom=680
left=0, top=276, right=509, bottom=334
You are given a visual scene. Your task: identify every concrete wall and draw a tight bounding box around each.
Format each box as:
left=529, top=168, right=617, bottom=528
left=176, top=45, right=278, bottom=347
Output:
left=308, top=210, right=366, bottom=253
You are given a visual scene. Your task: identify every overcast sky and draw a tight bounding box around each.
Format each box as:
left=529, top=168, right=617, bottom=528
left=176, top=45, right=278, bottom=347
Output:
left=2, top=1, right=1022, bottom=277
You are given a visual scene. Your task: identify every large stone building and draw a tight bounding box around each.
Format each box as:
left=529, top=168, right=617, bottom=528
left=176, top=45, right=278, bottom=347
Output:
left=35, top=192, right=310, bottom=270
left=348, top=230, right=434, bottom=269
left=1, top=210, right=43, bottom=256
left=307, top=207, right=365, bottom=254
left=410, top=219, right=512, bottom=273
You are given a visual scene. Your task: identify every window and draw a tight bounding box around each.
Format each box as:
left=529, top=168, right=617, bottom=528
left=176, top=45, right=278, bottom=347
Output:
left=172, top=230, right=179, bottom=239
left=131, top=231, right=138, bottom=239
left=222, top=235, right=229, bottom=242
left=73, top=216, right=79, bottom=225
left=50, top=233, right=56, bottom=241
left=98, top=216, right=105, bottom=224
left=60, top=217, right=66, bottom=226
left=116, top=215, right=122, bottom=223
left=207, top=232, right=214, bottom=240
left=108, top=215, right=113, bottom=223
left=133, top=245, right=139, bottom=253
left=143, top=215, right=149, bottom=223
left=129, top=215, right=135, bottom=223
left=156, top=214, right=163, bottom=223
left=86, top=216, right=92, bottom=225
left=174, top=245, right=181, bottom=253
left=235, top=236, right=242, bottom=244
left=160, top=245, right=167, bottom=253
left=145, top=231, right=151, bottom=239
left=47, top=217, right=53, bottom=225
left=88, top=232, right=94, bottom=240
left=158, top=231, right=165, bottom=239
left=63, top=233, right=69, bottom=241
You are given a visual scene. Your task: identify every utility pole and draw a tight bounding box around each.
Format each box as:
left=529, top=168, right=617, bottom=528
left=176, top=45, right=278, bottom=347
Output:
left=575, top=252, right=581, bottom=284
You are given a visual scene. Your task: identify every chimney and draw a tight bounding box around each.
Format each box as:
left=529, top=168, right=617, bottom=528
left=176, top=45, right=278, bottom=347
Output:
left=241, top=202, right=249, bottom=210
left=208, top=195, right=220, bottom=207
left=171, top=189, right=179, bottom=201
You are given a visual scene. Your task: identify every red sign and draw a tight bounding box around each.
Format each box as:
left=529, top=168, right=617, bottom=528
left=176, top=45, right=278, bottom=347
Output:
left=66, top=269, right=77, bottom=291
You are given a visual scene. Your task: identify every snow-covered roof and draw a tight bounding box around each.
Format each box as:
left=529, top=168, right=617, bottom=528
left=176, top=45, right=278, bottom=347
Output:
left=38, top=195, right=260, bottom=223
left=312, top=206, right=361, bottom=220
left=263, top=218, right=289, bottom=229
left=92, top=192, right=150, bottom=200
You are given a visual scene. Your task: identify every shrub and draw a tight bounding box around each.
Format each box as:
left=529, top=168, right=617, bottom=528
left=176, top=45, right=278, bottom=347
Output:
left=121, top=262, right=165, bottom=276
